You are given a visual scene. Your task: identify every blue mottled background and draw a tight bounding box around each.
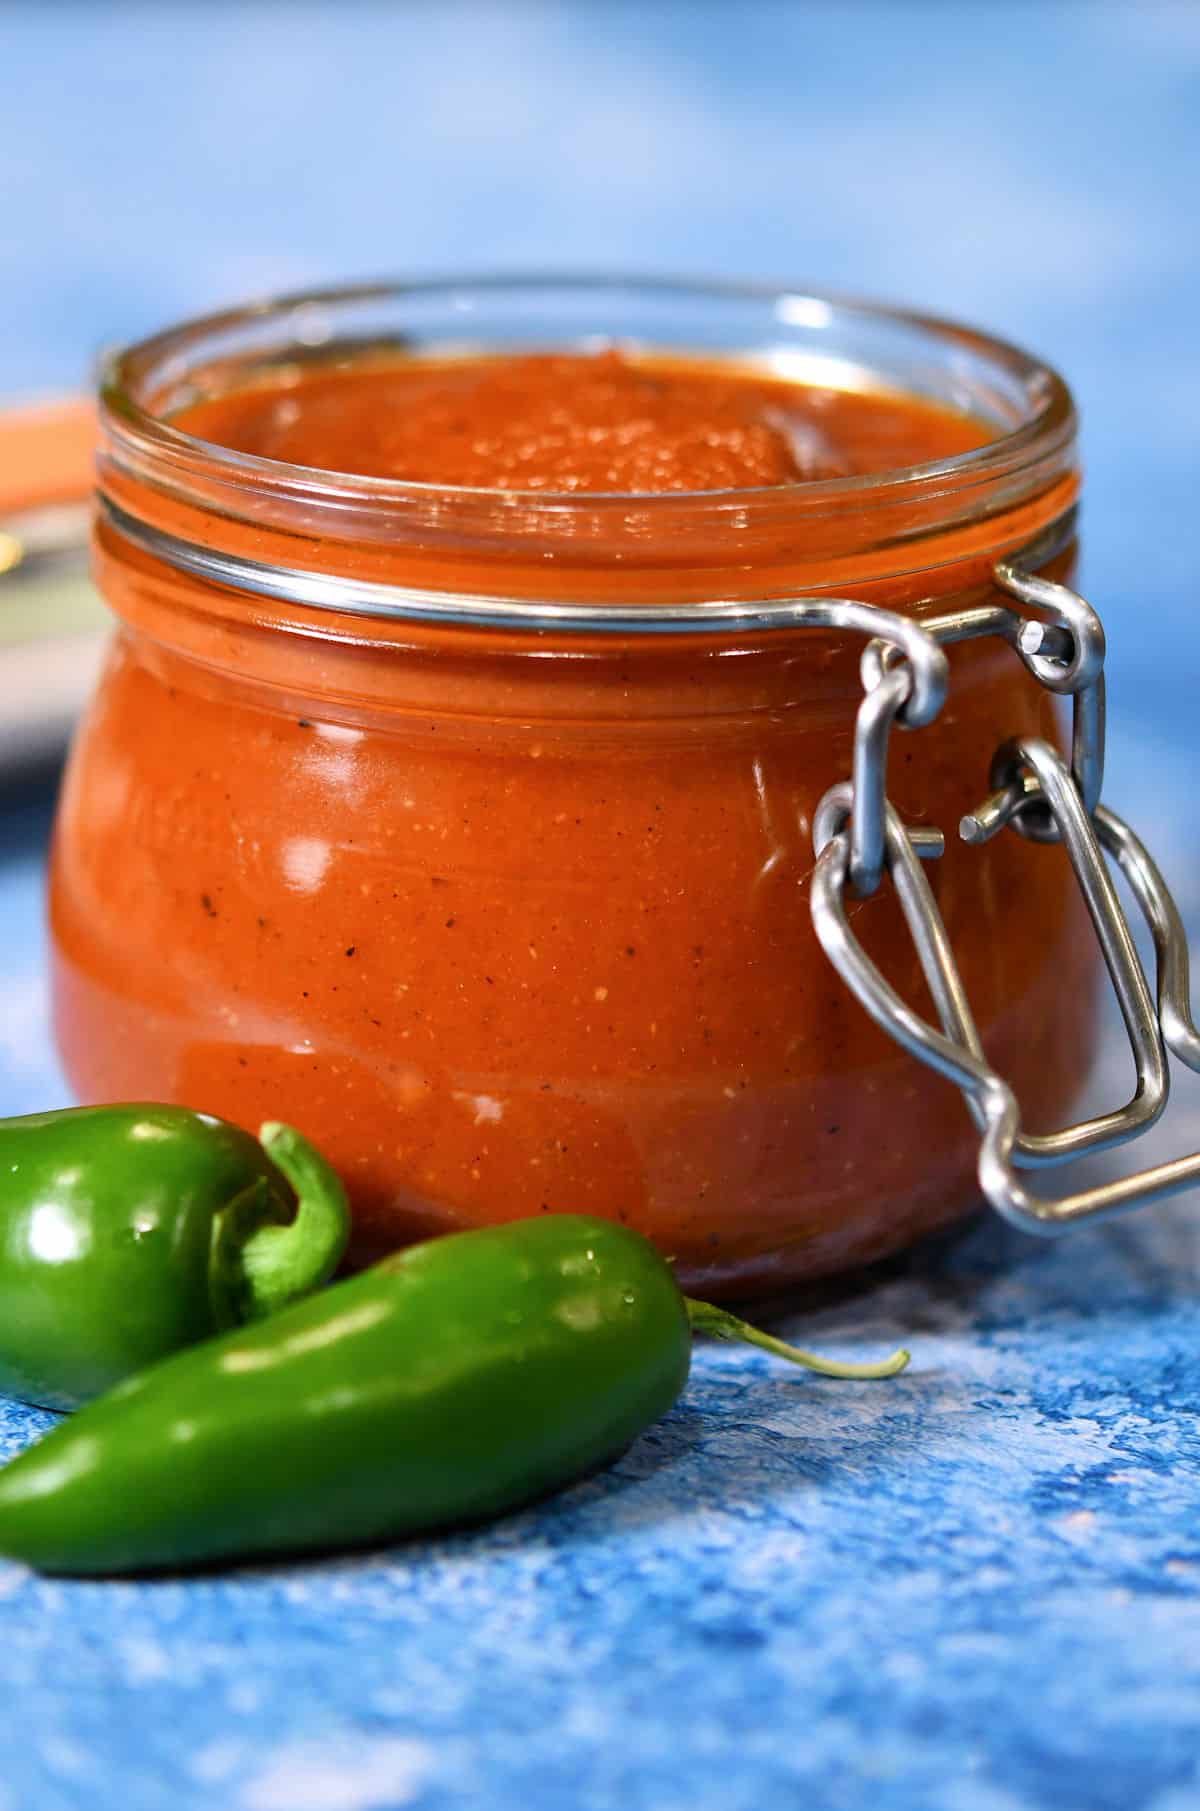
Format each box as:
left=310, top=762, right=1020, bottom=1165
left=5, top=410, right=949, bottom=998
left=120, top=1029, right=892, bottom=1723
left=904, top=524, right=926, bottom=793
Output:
left=3, top=3, right=1200, bottom=1807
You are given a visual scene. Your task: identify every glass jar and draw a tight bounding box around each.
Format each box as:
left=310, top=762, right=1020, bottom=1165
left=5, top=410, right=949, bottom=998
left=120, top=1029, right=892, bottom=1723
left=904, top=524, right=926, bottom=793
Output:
left=50, top=279, right=1093, bottom=1295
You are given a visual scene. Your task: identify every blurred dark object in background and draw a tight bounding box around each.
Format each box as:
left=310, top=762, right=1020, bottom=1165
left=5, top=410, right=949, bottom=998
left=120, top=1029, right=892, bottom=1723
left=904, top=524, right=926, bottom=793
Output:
left=0, top=401, right=106, bottom=778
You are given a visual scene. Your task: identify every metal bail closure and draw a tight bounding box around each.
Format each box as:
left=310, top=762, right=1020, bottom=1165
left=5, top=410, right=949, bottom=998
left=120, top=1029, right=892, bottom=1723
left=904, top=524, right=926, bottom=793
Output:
left=812, top=740, right=1200, bottom=1234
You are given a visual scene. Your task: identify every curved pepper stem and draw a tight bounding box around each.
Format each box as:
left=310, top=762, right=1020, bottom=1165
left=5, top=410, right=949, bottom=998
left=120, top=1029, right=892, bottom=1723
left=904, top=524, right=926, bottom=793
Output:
left=234, top=1123, right=350, bottom=1321
left=684, top=1298, right=909, bottom=1379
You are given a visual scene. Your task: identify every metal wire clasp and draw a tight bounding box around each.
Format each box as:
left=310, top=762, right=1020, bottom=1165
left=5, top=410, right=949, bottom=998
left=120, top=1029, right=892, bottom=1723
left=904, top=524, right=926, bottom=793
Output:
left=810, top=549, right=1200, bottom=1233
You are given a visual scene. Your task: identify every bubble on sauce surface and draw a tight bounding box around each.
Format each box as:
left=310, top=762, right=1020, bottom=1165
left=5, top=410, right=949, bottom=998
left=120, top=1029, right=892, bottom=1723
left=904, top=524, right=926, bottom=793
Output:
left=761, top=403, right=853, bottom=481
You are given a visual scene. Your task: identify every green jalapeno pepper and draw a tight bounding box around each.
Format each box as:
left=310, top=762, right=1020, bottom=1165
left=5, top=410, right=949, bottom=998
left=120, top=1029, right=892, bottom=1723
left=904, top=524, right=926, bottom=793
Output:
left=0, top=1106, right=349, bottom=1411
left=0, top=1214, right=907, bottom=1576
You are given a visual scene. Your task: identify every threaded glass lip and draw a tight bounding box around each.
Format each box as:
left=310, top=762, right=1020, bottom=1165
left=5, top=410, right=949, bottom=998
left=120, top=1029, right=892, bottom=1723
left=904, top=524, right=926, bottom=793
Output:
left=96, top=276, right=1077, bottom=632
left=100, top=273, right=1076, bottom=510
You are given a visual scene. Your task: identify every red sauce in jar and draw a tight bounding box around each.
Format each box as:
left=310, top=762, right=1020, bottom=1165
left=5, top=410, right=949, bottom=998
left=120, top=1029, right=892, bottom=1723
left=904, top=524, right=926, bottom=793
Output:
left=177, top=349, right=988, bottom=491
left=51, top=339, right=1093, bottom=1294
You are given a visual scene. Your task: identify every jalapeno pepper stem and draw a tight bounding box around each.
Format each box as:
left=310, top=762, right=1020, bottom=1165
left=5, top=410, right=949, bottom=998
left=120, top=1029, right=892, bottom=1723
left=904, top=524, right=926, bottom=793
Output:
left=683, top=1298, right=910, bottom=1379
left=234, top=1123, right=350, bottom=1320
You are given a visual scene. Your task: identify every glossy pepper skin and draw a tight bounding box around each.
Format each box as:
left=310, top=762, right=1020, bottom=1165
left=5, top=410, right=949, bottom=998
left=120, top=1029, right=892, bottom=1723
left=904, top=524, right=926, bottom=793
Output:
left=0, top=1215, right=694, bottom=1574
left=0, top=1106, right=349, bottom=1411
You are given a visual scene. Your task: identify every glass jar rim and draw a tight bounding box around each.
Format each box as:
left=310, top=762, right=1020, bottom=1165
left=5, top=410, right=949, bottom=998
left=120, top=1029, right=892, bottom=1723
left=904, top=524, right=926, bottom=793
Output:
left=99, top=273, right=1076, bottom=511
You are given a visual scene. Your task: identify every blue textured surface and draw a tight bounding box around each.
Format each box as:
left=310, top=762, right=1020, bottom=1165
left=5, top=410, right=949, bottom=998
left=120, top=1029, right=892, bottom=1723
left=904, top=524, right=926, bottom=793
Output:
left=3, top=4, right=1200, bottom=1807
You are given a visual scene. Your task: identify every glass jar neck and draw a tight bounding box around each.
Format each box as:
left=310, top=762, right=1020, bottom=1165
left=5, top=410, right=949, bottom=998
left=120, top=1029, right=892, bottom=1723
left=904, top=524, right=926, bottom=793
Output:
left=96, top=277, right=1079, bottom=620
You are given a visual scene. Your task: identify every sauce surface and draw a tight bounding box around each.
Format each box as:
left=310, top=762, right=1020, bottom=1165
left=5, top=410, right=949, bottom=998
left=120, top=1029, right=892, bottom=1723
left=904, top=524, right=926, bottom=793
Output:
left=176, top=350, right=990, bottom=493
